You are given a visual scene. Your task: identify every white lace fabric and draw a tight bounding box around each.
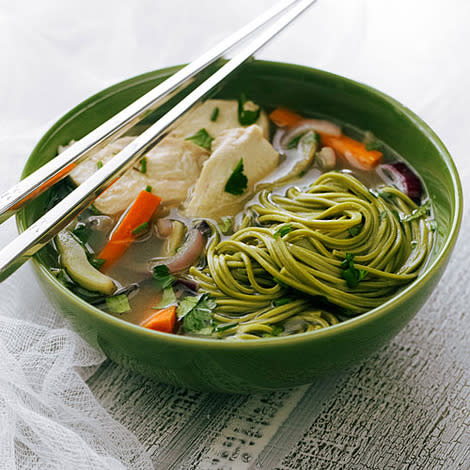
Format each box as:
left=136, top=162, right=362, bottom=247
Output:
left=0, top=264, right=153, bottom=469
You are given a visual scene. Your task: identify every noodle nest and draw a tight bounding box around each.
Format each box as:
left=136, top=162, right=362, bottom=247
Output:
left=190, top=172, right=431, bottom=339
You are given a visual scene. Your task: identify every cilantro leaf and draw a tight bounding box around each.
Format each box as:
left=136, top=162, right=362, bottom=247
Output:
left=154, top=287, right=177, bottom=309
left=238, top=93, right=260, bottom=125
left=132, top=221, right=149, bottom=236
left=274, top=277, right=289, bottom=288
left=270, top=325, right=284, bottom=336
left=139, top=156, right=147, bottom=174
left=363, top=131, right=382, bottom=151
left=224, top=158, right=248, bottom=195
left=402, top=200, right=431, bottom=222
left=185, top=128, right=214, bottom=150
left=96, top=160, right=104, bottom=169
left=210, top=107, right=219, bottom=122
left=341, top=253, right=366, bottom=289
left=273, top=298, right=292, bottom=307
left=177, top=293, right=217, bottom=334
left=274, top=224, right=292, bottom=238
left=286, top=132, right=306, bottom=150
left=176, top=295, right=200, bottom=319
left=391, top=209, right=401, bottom=222
left=377, top=190, right=394, bottom=201
left=214, top=322, right=237, bottom=333
left=152, top=265, right=175, bottom=290
left=348, top=224, right=362, bottom=237
left=106, top=294, right=130, bottom=314
left=89, top=257, right=105, bottom=270
left=89, top=204, right=102, bottom=215
left=365, top=141, right=382, bottom=151
left=72, top=223, right=91, bottom=243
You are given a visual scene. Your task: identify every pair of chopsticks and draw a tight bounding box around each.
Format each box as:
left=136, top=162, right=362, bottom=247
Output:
left=0, top=0, right=317, bottom=281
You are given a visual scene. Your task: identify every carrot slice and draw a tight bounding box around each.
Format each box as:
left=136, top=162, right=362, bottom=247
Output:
left=319, top=133, right=383, bottom=170
left=99, top=190, right=161, bottom=270
left=269, top=107, right=303, bottom=128
left=141, top=305, right=176, bottom=332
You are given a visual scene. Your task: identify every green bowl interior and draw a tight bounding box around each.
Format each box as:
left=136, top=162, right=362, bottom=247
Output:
left=18, top=61, right=462, bottom=346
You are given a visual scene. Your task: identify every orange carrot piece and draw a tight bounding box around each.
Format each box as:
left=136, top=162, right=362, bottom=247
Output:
left=319, top=133, right=383, bottom=170
left=269, top=107, right=303, bottom=128
left=99, top=190, right=161, bottom=270
left=141, top=305, right=176, bottom=332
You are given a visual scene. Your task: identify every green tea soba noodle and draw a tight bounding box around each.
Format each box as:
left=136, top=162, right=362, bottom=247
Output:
left=190, top=172, right=431, bottom=339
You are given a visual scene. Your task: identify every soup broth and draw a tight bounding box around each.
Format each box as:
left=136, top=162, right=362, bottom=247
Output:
left=50, top=98, right=434, bottom=339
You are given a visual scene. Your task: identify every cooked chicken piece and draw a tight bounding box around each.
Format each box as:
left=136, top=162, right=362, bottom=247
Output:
left=170, top=99, right=270, bottom=141
left=184, top=125, right=279, bottom=220
left=67, top=99, right=269, bottom=215
left=69, top=136, right=209, bottom=215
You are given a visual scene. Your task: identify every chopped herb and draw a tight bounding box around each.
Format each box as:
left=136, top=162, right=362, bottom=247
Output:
left=286, top=132, right=306, bottom=149
left=214, top=322, right=237, bottom=333
left=348, top=224, right=362, bottom=237
left=363, top=132, right=382, bottom=151
left=218, top=216, right=233, bottom=234
left=410, top=241, right=418, bottom=248
left=185, top=128, right=214, bottom=150
left=89, top=257, right=105, bottom=270
left=298, top=170, right=307, bottom=178
left=274, top=277, right=289, bottom=288
left=106, top=294, right=130, bottom=314
left=132, top=221, right=149, bottom=236
left=391, top=209, right=401, bottom=222
left=271, top=325, right=284, bottom=336
left=152, top=265, right=175, bottom=290
left=341, top=253, right=366, bottom=289
left=429, top=220, right=438, bottom=231
left=224, top=158, right=248, bottom=195
left=177, top=293, right=217, bottom=334
left=238, top=93, right=260, bottom=125
left=176, top=295, right=200, bottom=319
left=145, top=185, right=152, bottom=193
left=274, top=224, right=292, bottom=238
left=96, top=160, right=104, bottom=169
left=72, top=223, right=91, bottom=243
left=402, top=200, right=431, bottom=222
left=303, top=131, right=320, bottom=146
left=54, top=269, right=75, bottom=289
left=366, top=141, right=382, bottom=151
left=45, top=177, right=76, bottom=212
left=377, top=190, right=394, bottom=201
left=154, top=287, right=177, bottom=309
left=379, top=211, right=388, bottom=221
left=140, top=157, right=147, bottom=174
left=89, top=204, right=101, bottom=215
left=210, top=107, right=219, bottom=122
left=273, top=298, right=292, bottom=307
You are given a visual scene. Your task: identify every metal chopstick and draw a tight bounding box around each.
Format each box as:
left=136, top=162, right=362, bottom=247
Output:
left=0, top=0, right=303, bottom=224
left=0, top=0, right=317, bottom=281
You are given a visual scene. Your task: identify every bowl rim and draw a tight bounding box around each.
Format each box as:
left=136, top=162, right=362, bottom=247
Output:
left=17, top=60, right=463, bottom=350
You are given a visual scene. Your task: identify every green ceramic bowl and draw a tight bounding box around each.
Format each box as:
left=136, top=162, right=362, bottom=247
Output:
left=17, top=61, right=462, bottom=393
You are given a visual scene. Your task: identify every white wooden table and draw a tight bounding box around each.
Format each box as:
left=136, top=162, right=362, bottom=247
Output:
left=1, top=0, right=469, bottom=468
